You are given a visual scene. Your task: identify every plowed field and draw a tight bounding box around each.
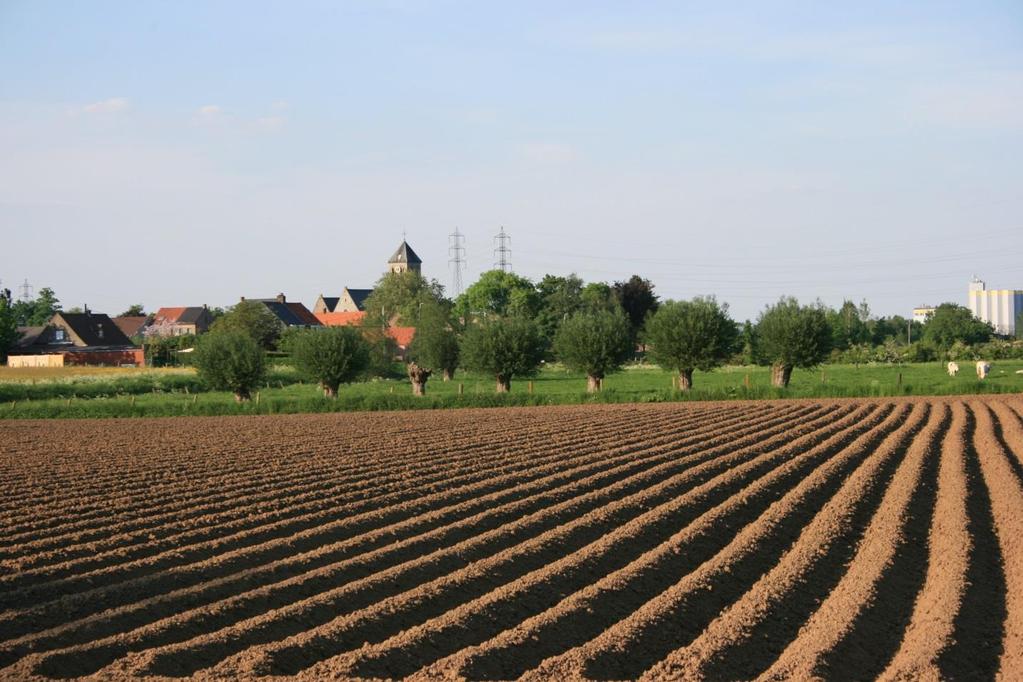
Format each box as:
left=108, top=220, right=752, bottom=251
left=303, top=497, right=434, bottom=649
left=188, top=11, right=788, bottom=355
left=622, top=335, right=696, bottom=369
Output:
left=0, top=398, right=1020, bottom=680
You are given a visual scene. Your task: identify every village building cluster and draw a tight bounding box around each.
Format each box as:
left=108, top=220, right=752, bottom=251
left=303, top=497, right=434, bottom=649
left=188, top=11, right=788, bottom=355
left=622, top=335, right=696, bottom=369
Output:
left=6, top=241, right=423, bottom=368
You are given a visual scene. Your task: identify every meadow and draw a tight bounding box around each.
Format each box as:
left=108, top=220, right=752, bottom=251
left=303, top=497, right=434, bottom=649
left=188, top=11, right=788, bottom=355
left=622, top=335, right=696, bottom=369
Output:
left=1, top=360, right=1021, bottom=419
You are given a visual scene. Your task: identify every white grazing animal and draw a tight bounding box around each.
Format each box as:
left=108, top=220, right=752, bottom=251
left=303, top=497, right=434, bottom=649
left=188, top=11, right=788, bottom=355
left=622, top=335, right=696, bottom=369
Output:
left=976, top=361, right=991, bottom=379
left=947, top=361, right=959, bottom=377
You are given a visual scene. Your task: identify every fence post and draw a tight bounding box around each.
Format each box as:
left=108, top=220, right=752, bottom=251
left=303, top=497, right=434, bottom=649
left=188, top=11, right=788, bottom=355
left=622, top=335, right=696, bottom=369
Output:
left=131, top=395, right=136, bottom=407
left=744, top=374, right=750, bottom=389
left=528, top=381, right=534, bottom=394
left=898, top=372, right=903, bottom=387
left=671, top=376, right=676, bottom=390
left=256, top=391, right=261, bottom=405
left=458, top=382, right=464, bottom=395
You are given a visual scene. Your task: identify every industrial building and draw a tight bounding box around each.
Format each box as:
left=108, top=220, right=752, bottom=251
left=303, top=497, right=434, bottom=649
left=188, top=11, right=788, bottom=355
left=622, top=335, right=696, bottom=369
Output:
left=968, top=277, right=1023, bottom=336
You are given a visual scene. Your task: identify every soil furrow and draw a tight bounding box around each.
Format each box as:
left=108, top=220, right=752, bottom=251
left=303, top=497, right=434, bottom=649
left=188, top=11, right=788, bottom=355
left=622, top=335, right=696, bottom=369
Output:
left=0, top=404, right=810, bottom=673
left=877, top=401, right=971, bottom=681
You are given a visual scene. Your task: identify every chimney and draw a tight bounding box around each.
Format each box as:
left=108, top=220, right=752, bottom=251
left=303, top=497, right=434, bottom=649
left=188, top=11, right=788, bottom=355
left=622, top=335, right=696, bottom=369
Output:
left=84, top=304, right=90, bottom=315
left=276, top=293, right=286, bottom=303
left=240, top=296, right=246, bottom=302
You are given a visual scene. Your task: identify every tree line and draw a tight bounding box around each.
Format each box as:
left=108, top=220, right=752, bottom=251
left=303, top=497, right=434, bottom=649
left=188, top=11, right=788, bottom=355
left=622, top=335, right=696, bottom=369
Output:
left=179, top=269, right=1017, bottom=402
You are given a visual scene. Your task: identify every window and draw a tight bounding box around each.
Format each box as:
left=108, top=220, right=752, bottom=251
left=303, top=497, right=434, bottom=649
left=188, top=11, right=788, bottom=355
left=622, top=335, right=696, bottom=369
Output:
left=54, top=329, right=66, bottom=342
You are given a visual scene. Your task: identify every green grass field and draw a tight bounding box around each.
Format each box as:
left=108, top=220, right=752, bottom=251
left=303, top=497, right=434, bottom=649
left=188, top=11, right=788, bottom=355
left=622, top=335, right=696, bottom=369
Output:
left=1, top=360, right=1020, bottom=419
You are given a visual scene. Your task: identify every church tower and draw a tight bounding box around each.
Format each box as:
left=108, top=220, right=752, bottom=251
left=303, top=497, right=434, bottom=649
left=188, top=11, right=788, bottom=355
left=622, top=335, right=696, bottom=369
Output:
left=387, top=240, right=422, bottom=275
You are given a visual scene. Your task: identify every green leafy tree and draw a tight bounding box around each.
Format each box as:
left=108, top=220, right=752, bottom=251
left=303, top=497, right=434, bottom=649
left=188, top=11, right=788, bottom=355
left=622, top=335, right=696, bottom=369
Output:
left=210, top=300, right=283, bottom=349
left=194, top=331, right=265, bottom=402
left=757, top=297, right=833, bottom=387
left=291, top=327, right=370, bottom=398
left=363, top=327, right=402, bottom=378
left=120, top=304, right=146, bottom=317
left=613, top=275, right=659, bottom=340
left=16, top=287, right=63, bottom=326
left=553, top=309, right=633, bottom=392
left=645, top=297, right=737, bottom=390
left=734, top=320, right=761, bottom=365
left=144, top=334, right=195, bottom=367
left=0, top=289, right=22, bottom=363
left=923, top=303, right=994, bottom=350
left=535, top=274, right=584, bottom=341
left=580, top=282, right=620, bottom=313
left=826, top=300, right=871, bottom=350
left=460, top=316, right=544, bottom=392
left=361, top=271, right=448, bottom=327
left=407, top=300, right=460, bottom=382
left=454, top=270, right=539, bottom=321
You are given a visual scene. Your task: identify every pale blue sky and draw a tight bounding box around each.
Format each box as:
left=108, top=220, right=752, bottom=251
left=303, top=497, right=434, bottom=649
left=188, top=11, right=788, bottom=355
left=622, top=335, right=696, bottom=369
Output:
left=1, top=1, right=1021, bottom=321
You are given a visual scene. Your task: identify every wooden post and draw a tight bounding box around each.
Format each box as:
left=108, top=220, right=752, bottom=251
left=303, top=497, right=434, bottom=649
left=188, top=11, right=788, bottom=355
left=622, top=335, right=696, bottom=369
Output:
left=744, top=374, right=750, bottom=389
left=671, top=376, right=677, bottom=390
left=898, top=372, right=903, bottom=387
left=131, top=395, right=136, bottom=407
left=821, top=370, right=826, bottom=384
left=185, top=385, right=190, bottom=395
left=528, top=381, right=534, bottom=394
left=66, top=398, right=71, bottom=408
left=390, top=386, right=394, bottom=394
left=193, top=394, right=198, bottom=404
left=458, top=382, right=464, bottom=395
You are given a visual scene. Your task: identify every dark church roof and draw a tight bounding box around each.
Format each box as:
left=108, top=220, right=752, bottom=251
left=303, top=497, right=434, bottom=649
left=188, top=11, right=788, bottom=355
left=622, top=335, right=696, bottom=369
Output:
left=345, top=288, right=374, bottom=311
left=388, top=240, right=422, bottom=265
left=320, top=296, right=340, bottom=312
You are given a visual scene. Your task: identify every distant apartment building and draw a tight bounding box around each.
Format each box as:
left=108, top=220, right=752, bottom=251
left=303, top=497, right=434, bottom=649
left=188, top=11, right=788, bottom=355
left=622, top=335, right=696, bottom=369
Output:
left=968, top=277, right=1023, bottom=336
left=912, top=306, right=935, bottom=324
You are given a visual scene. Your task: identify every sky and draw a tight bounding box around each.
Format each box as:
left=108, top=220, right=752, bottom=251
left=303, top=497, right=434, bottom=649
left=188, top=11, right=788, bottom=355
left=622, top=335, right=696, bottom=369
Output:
left=1, top=1, right=1021, bottom=322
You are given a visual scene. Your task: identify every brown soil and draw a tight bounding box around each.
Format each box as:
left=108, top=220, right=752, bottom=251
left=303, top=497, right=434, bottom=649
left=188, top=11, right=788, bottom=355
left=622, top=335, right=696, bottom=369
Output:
left=0, top=397, right=1019, bottom=680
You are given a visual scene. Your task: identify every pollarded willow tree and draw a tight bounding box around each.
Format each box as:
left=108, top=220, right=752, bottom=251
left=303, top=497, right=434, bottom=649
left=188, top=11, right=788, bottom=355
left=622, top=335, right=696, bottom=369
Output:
left=291, top=326, right=370, bottom=398
left=554, top=309, right=633, bottom=392
left=645, top=297, right=737, bottom=390
left=757, top=296, right=833, bottom=387
left=460, top=316, right=544, bottom=393
left=407, top=300, right=460, bottom=392
left=193, top=330, right=266, bottom=402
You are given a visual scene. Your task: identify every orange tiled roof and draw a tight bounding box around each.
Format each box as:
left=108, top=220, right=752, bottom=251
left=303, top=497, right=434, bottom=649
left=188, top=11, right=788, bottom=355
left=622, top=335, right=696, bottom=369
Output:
left=152, top=307, right=187, bottom=325
left=387, top=326, right=416, bottom=349
left=315, top=311, right=366, bottom=327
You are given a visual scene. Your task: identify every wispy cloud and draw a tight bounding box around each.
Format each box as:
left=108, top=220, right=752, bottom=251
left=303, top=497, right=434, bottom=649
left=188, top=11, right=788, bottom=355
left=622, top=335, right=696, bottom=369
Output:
left=517, top=142, right=578, bottom=164
left=81, top=97, right=129, bottom=114
left=253, top=115, right=285, bottom=132
left=197, top=104, right=222, bottom=117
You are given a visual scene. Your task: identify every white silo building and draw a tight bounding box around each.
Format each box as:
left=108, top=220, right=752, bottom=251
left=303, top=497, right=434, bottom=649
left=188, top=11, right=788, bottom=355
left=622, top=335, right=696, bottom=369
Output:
left=968, top=276, right=1023, bottom=336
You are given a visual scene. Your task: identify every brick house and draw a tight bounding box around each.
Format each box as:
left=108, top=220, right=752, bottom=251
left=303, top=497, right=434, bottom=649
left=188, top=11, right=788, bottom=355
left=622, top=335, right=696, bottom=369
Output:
left=7, top=310, right=144, bottom=367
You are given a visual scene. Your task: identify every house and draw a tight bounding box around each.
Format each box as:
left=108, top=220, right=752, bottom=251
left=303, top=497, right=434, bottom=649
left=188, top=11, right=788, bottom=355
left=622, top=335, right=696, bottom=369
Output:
left=245, top=294, right=321, bottom=327
left=148, top=306, right=214, bottom=336
left=314, top=287, right=374, bottom=314
left=7, top=309, right=144, bottom=367
left=111, top=315, right=150, bottom=339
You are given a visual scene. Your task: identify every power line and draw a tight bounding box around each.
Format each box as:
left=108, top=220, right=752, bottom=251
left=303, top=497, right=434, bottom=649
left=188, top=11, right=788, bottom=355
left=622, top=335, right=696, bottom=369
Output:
left=494, top=226, right=512, bottom=272
left=448, top=227, right=466, bottom=298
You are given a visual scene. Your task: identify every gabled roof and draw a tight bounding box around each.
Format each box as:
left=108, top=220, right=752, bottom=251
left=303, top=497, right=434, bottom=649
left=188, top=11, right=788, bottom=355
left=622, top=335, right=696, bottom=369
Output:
left=319, top=296, right=340, bottom=312
left=152, top=306, right=208, bottom=326
left=152, top=307, right=187, bottom=325
left=344, top=288, right=374, bottom=311
left=112, top=316, right=149, bottom=338
left=12, top=327, right=45, bottom=349
left=55, top=312, right=135, bottom=347
left=388, top=240, right=422, bottom=265
left=256, top=300, right=321, bottom=327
